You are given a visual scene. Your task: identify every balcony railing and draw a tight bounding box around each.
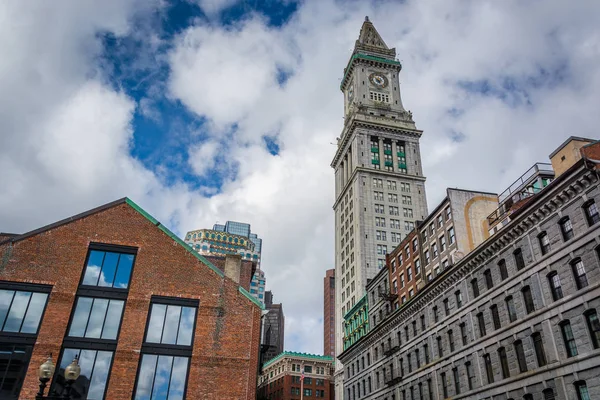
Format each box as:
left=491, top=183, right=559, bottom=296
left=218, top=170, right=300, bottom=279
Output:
left=498, top=163, right=554, bottom=203
left=372, top=159, right=380, bottom=165
left=385, top=373, right=402, bottom=386
left=378, top=288, right=397, bottom=302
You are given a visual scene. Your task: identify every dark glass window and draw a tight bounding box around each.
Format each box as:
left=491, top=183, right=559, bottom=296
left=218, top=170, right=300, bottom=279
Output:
left=477, top=312, right=486, bottom=337
left=0, top=344, right=33, bottom=399
left=452, top=367, right=460, bottom=395
left=424, top=343, right=430, bottom=364
left=146, top=304, right=196, bottom=346
left=437, top=336, right=443, bottom=357
left=575, top=381, right=590, bottom=400
left=441, top=372, right=448, bottom=398
left=68, top=297, right=124, bottom=340
left=514, top=340, right=527, bottom=372
left=532, top=332, right=547, bottom=367
left=484, top=269, right=493, bottom=289
left=465, top=361, right=474, bottom=390
left=543, top=388, right=555, bottom=400
left=498, top=347, right=509, bottom=378
left=82, top=249, right=135, bottom=289
left=483, top=354, right=494, bottom=384
left=415, top=349, right=420, bottom=368
left=584, top=309, right=600, bottom=349
left=455, top=291, right=462, bottom=309
left=559, top=217, right=574, bottom=241
left=561, top=321, right=578, bottom=357
left=407, top=354, right=412, bottom=373
left=0, top=290, right=48, bottom=334
left=490, top=305, right=501, bottom=330
left=471, top=278, right=480, bottom=298
left=539, top=232, right=550, bottom=255
left=54, top=348, right=113, bottom=400
left=571, top=259, right=588, bottom=289
left=448, top=330, right=455, bottom=352
left=548, top=272, right=563, bottom=301
left=433, top=306, right=439, bottom=323
left=514, top=248, right=525, bottom=270
left=134, top=354, right=189, bottom=400
left=584, top=200, right=600, bottom=226
left=421, top=315, right=426, bottom=330
left=413, top=320, right=417, bottom=336
left=443, top=299, right=450, bottom=316
left=498, top=259, right=508, bottom=281
left=506, top=296, right=517, bottom=322
left=522, top=286, right=535, bottom=314
left=460, top=322, right=468, bottom=345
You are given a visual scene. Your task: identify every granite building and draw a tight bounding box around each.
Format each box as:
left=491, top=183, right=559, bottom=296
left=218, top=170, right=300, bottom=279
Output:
left=0, top=198, right=262, bottom=399
left=338, top=138, right=600, bottom=400
left=263, top=291, right=286, bottom=363
left=332, top=17, right=429, bottom=396
left=324, top=269, right=336, bottom=357
left=257, top=352, right=334, bottom=400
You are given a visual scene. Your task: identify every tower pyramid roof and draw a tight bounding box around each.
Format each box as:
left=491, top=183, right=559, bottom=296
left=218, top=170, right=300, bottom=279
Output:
left=354, top=16, right=396, bottom=59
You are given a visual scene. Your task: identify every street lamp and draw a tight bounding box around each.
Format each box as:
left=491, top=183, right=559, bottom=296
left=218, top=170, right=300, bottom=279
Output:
left=36, top=354, right=81, bottom=400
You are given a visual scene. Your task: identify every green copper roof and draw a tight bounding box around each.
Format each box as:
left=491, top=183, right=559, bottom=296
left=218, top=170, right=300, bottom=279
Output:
left=125, top=198, right=264, bottom=310
left=343, top=293, right=368, bottom=319
left=340, top=53, right=402, bottom=90
left=262, top=351, right=334, bottom=369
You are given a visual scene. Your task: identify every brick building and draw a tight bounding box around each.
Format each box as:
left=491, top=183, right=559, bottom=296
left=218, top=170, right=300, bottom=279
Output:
left=324, top=269, right=336, bottom=357
left=0, top=198, right=262, bottom=399
left=257, top=352, right=334, bottom=400
left=339, top=138, right=600, bottom=399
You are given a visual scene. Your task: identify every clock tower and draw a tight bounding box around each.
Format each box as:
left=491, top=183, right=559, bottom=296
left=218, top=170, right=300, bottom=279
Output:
left=331, top=17, right=428, bottom=396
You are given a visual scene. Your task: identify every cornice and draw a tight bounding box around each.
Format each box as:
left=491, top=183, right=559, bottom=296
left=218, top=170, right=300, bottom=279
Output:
left=340, top=53, right=402, bottom=91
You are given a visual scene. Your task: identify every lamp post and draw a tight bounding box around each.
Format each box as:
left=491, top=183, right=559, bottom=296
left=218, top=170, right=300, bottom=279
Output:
left=35, top=354, right=81, bottom=400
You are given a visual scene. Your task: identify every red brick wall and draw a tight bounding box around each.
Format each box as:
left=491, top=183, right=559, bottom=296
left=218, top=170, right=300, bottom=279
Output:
left=259, top=373, right=334, bottom=400
left=203, top=255, right=256, bottom=291
left=323, top=269, right=335, bottom=357
left=0, top=202, right=261, bottom=400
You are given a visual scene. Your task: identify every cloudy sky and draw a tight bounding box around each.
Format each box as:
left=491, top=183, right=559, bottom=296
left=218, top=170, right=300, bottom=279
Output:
left=1, top=0, right=599, bottom=354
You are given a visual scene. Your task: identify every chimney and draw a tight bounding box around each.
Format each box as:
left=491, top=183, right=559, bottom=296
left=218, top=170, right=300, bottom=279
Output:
left=224, top=254, right=242, bottom=284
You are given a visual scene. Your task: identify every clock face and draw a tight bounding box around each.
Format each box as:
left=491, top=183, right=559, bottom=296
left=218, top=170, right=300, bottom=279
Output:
left=348, top=86, right=354, bottom=102
left=369, top=72, right=388, bottom=88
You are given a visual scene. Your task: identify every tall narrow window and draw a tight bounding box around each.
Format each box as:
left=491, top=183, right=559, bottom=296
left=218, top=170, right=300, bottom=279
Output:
left=583, top=200, right=600, bottom=226
left=465, top=361, right=474, bottom=390
left=560, top=320, right=578, bottom=357
left=460, top=322, right=468, bottom=345
left=477, top=312, right=486, bottom=337
left=498, top=259, right=508, bottom=281
left=571, top=259, right=588, bottom=289
left=514, top=340, right=527, bottom=372
left=506, top=296, right=517, bottom=322
left=532, top=332, right=547, bottom=367
left=490, top=305, right=501, bottom=330
left=498, top=347, right=510, bottom=378
left=575, top=381, right=590, bottom=400
left=559, top=217, right=574, bottom=241
left=522, top=286, right=535, bottom=314
left=484, top=269, right=493, bottom=289
left=421, top=315, right=426, bottom=331
left=448, top=330, right=455, bottom=352
left=584, top=309, right=600, bottom=349
left=453, top=367, right=460, bottom=395
left=455, top=291, right=463, bottom=309
left=471, top=278, right=480, bottom=298
left=441, top=372, right=448, bottom=398
left=424, top=343, right=430, bottom=364
left=433, top=306, right=439, bottom=323
left=514, top=248, right=525, bottom=270
left=483, top=353, right=494, bottom=384
left=539, top=232, right=551, bottom=255
left=443, top=299, right=450, bottom=316
left=437, top=336, right=443, bottom=357
left=415, top=348, right=421, bottom=367
left=548, top=272, right=563, bottom=301
left=407, top=354, right=412, bottom=373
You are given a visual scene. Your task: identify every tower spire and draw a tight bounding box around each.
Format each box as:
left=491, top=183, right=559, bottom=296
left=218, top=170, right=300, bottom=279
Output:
left=354, top=17, right=396, bottom=59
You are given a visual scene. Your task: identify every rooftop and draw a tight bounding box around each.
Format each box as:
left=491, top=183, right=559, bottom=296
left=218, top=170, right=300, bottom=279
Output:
left=262, top=351, right=334, bottom=369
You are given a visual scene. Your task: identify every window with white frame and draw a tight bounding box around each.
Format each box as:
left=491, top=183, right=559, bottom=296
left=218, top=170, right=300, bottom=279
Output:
left=369, top=91, right=390, bottom=103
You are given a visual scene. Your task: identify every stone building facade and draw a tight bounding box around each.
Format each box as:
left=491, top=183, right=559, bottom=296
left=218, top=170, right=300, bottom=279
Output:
left=338, top=140, right=600, bottom=400
left=0, top=198, right=262, bottom=399
left=257, top=352, right=335, bottom=400
left=325, top=269, right=336, bottom=357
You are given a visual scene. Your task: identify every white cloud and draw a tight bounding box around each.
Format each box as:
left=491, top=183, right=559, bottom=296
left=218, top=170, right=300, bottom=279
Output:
left=195, top=0, right=238, bottom=16
left=2, top=0, right=600, bottom=357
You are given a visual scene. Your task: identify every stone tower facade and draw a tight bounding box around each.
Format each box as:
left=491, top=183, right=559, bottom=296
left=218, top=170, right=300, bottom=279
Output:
left=331, top=17, right=428, bottom=394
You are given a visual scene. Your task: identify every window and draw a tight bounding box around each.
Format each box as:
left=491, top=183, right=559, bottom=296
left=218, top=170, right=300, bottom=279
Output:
left=82, top=248, right=135, bottom=289
left=415, top=259, right=421, bottom=275
left=506, top=296, right=517, bottom=322
left=369, top=91, right=390, bottom=103
left=304, top=388, right=313, bottom=396
left=448, top=330, right=455, bottom=352
left=522, top=286, right=535, bottom=314
left=584, top=200, right=600, bottom=226
left=484, top=269, right=493, bottom=289
left=68, top=297, right=124, bottom=340
left=400, top=273, right=405, bottom=288
left=514, top=340, right=527, bottom=372
left=490, top=305, right=501, bottom=330
left=407, top=267, right=413, bottom=282
left=543, top=389, right=555, bottom=400
left=559, top=217, right=574, bottom=241
left=407, top=354, right=412, bottom=373
left=424, top=343, right=430, bottom=364
left=432, top=243, right=438, bottom=258
left=560, top=320, right=578, bottom=357
left=424, top=250, right=430, bottom=265
left=440, top=235, right=446, bottom=252
left=441, top=372, right=448, bottom=398
left=421, top=315, right=426, bottom=330
left=460, top=322, right=468, bottom=345
left=498, top=259, right=508, bottom=281
left=483, top=354, right=494, bottom=383
left=415, top=348, right=421, bottom=367
left=584, top=309, right=600, bottom=349
left=465, top=362, right=474, bottom=390
left=571, top=258, right=588, bottom=289
left=514, top=248, right=525, bottom=270
left=471, top=279, right=480, bottom=298
left=437, top=214, right=443, bottom=227
left=498, top=347, right=509, bottom=378
left=538, top=232, right=550, bottom=255
left=477, top=312, right=486, bottom=337
left=453, top=367, right=460, bottom=395
left=448, top=227, right=455, bottom=244
left=437, top=336, right=443, bottom=357
left=548, top=272, right=563, bottom=301
left=532, top=332, right=547, bottom=367
left=413, top=320, right=417, bottom=336
left=0, top=283, right=51, bottom=398
left=433, top=306, right=439, bottom=323
left=575, top=381, right=590, bottom=400
left=53, top=348, right=114, bottom=399
left=443, top=299, right=450, bottom=316
left=134, top=297, right=198, bottom=400
left=455, top=291, right=462, bottom=309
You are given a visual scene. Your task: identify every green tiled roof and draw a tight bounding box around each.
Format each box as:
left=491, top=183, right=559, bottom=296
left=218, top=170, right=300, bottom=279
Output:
left=262, top=351, right=334, bottom=369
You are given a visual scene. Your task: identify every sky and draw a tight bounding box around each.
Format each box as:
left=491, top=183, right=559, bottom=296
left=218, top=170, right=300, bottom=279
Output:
left=1, top=0, right=600, bottom=355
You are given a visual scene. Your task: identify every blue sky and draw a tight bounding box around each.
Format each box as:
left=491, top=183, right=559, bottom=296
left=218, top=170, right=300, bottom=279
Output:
left=1, top=0, right=600, bottom=355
